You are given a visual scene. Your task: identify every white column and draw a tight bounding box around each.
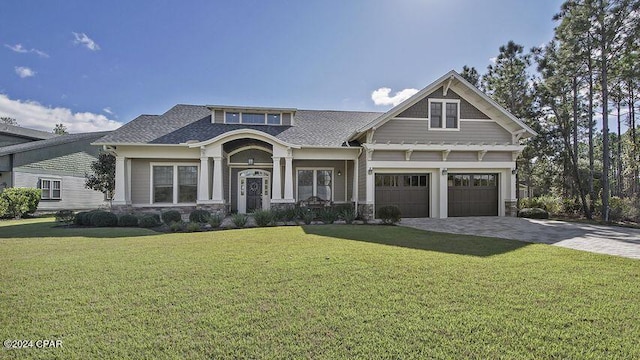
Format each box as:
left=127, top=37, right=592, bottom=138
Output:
left=212, top=156, right=224, bottom=203
left=271, top=157, right=282, bottom=201
left=112, top=156, right=127, bottom=205
left=439, top=168, right=448, bottom=218
left=197, top=156, right=210, bottom=202
left=283, top=156, right=294, bottom=201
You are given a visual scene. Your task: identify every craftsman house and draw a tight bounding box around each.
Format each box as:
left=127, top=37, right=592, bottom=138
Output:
left=95, top=71, right=536, bottom=219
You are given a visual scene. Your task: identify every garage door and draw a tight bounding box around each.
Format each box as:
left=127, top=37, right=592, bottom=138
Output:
left=448, top=174, right=498, bottom=217
left=375, top=174, right=429, bottom=218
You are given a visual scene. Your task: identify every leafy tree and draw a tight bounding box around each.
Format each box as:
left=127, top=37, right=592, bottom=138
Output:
left=53, top=123, right=68, bottom=135
left=85, top=152, right=115, bottom=201
left=1, top=117, right=18, bottom=126
left=460, top=65, right=480, bottom=87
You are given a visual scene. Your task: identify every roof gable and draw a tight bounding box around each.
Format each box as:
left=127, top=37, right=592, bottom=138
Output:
left=0, top=124, right=57, bottom=141
left=350, top=70, right=537, bottom=141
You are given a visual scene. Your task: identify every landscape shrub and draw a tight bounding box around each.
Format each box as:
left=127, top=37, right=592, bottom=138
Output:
left=90, top=211, right=118, bottom=227
left=339, top=207, right=356, bottom=224
left=185, top=222, right=201, bottom=232
left=208, top=214, right=223, bottom=228
left=561, top=198, right=583, bottom=215
left=0, top=187, right=41, bottom=219
left=139, top=214, right=160, bottom=228
left=283, top=208, right=297, bottom=222
left=118, top=214, right=139, bottom=227
left=189, top=209, right=211, bottom=223
left=162, top=210, right=182, bottom=225
left=608, top=196, right=637, bottom=222
left=518, top=207, right=549, bottom=219
left=170, top=221, right=185, bottom=232
left=378, top=205, right=401, bottom=225
left=76, top=210, right=100, bottom=226
left=74, top=211, right=88, bottom=225
left=253, top=209, right=274, bottom=227
left=231, top=213, right=248, bottom=228
left=318, top=208, right=338, bottom=224
left=55, top=210, right=75, bottom=225
left=271, top=209, right=286, bottom=223
left=302, top=209, right=315, bottom=225
left=520, top=195, right=561, bottom=215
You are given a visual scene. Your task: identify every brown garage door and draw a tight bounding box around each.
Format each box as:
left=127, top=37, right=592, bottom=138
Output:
left=375, top=174, right=429, bottom=218
left=448, top=173, right=498, bottom=217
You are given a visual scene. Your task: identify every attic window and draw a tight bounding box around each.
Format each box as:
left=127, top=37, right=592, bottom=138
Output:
left=428, top=99, right=460, bottom=130
left=224, top=111, right=282, bottom=125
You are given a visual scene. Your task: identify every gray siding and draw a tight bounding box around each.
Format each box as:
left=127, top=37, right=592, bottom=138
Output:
left=411, top=151, right=442, bottom=161
left=230, top=168, right=239, bottom=212
left=230, top=149, right=272, bottom=164
left=13, top=171, right=106, bottom=211
left=282, top=113, right=292, bottom=126
left=447, top=152, right=478, bottom=162
left=483, top=152, right=513, bottom=162
left=397, top=88, right=490, bottom=119
left=0, top=171, right=12, bottom=189
left=13, top=140, right=101, bottom=177
left=0, top=134, right=33, bottom=147
left=222, top=158, right=228, bottom=202
left=374, top=119, right=512, bottom=144
left=372, top=151, right=405, bottom=161
left=293, top=160, right=347, bottom=202
left=346, top=160, right=354, bottom=201
left=358, top=151, right=366, bottom=201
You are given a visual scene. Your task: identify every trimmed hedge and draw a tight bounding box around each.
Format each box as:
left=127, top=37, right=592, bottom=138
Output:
left=189, top=209, right=211, bottom=223
left=518, top=207, right=549, bottom=219
left=0, top=187, right=41, bottom=219
left=378, top=205, right=401, bottom=225
left=90, top=211, right=118, bottom=227
left=162, top=210, right=182, bottom=225
left=55, top=210, right=75, bottom=224
left=118, top=214, right=139, bottom=227
left=139, top=214, right=160, bottom=228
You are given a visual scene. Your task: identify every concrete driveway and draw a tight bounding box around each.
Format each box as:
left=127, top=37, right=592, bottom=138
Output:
left=400, top=217, right=640, bottom=259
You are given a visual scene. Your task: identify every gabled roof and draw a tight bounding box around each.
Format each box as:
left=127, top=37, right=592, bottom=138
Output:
left=0, top=124, right=57, bottom=141
left=349, top=70, right=537, bottom=141
left=94, top=105, right=382, bottom=147
left=0, top=131, right=111, bottom=156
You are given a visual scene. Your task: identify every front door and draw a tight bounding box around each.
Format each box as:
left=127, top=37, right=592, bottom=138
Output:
left=246, top=177, right=263, bottom=212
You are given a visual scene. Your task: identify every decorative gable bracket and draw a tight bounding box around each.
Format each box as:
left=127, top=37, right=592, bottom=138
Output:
left=405, top=149, right=413, bottom=161
left=477, top=150, right=487, bottom=161
left=512, top=129, right=526, bottom=144
left=442, top=149, right=451, bottom=161
left=442, top=75, right=454, bottom=96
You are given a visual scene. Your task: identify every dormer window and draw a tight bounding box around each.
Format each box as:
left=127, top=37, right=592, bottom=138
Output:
left=428, top=99, right=460, bottom=130
left=224, top=111, right=282, bottom=125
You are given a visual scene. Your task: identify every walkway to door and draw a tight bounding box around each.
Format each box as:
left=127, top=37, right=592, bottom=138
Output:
left=400, top=217, right=640, bottom=259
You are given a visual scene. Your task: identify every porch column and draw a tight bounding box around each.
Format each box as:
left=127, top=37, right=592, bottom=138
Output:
left=197, top=155, right=210, bottom=201
left=271, top=157, right=282, bottom=200
left=283, top=156, right=294, bottom=201
left=212, top=156, right=224, bottom=203
left=439, top=168, right=448, bottom=218
left=112, top=155, right=128, bottom=205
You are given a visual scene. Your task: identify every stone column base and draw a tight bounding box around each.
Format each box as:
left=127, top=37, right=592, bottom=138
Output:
left=505, top=200, right=518, bottom=217
left=357, top=204, right=374, bottom=221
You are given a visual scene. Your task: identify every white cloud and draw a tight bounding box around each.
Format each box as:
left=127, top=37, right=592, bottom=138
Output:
left=103, top=107, right=114, bottom=115
left=5, top=43, right=28, bottom=53
left=72, top=32, right=100, bottom=51
left=15, top=66, right=36, bottom=78
left=0, top=94, right=122, bottom=133
left=489, top=57, right=497, bottom=64
left=371, top=87, right=419, bottom=107
left=4, top=43, right=49, bottom=57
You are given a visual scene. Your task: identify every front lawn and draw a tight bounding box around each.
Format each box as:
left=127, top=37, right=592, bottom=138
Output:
left=1, top=218, right=638, bottom=359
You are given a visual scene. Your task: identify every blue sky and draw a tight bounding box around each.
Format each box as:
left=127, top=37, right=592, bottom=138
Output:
left=1, top=0, right=563, bottom=133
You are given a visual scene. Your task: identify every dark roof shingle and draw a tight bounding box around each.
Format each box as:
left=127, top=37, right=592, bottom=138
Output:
left=0, top=131, right=111, bottom=156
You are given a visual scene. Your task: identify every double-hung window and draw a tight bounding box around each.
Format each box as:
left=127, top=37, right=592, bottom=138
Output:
left=429, top=99, right=460, bottom=130
left=40, top=179, right=61, bottom=200
left=297, top=169, right=333, bottom=201
left=151, top=164, right=199, bottom=204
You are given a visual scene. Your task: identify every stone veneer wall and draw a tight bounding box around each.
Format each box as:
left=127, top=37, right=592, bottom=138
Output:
left=505, top=200, right=518, bottom=217
left=357, top=204, right=374, bottom=221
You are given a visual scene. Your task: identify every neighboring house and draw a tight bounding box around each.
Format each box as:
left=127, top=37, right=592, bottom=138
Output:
left=0, top=131, right=111, bottom=211
left=0, top=123, right=57, bottom=147
left=95, top=71, right=536, bottom=219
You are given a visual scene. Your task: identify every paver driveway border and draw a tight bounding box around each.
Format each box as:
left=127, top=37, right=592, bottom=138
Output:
left=400, top=217, right=640, bottom=259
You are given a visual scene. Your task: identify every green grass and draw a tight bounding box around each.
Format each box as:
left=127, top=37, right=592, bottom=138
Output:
left=1, top=218, right=639, bottom=359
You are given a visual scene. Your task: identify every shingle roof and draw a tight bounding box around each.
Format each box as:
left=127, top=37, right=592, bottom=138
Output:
left=0, top=131, right=111, bottom=156
left=0, top=124, right=58, bottom=140
left=94, top=105, right=382, bottom=147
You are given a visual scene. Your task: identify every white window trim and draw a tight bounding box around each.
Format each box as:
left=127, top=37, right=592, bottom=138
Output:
left=149, top=162, right=200, bottom=205
left=224, top=111, right=283, bottom=125
left=427, top=98, right=461, bottom=131
left=40, top=178, right=62, bottom=200
left=295, top=167, right=335, bottom=201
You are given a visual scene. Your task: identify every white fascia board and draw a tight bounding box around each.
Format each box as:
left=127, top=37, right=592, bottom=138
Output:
left=293, top=147, right=360, bottom=160
left=114, top=145, right=200, bottom=159
left=368, top=161, right=516, bottom=169
left=92, top=142, right=188, bottom=147
left=364, top=143, right=525, bottom=152
left=206, top=105, right=297, bottom=113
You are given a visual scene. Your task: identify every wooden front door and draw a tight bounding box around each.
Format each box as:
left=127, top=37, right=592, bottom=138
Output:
left=246, top=177, right=262, bottom=212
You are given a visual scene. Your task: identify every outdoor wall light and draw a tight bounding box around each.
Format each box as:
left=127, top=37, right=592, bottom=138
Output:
left=441, top=168, right=448, bottom=175
left=368, top=167, right=373, bottom=175
left=248, top=158, right=254, bottom=165
left=337, top=170, right=342, bottom=176
left=512, top=169, right=518, bottom=175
